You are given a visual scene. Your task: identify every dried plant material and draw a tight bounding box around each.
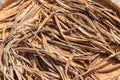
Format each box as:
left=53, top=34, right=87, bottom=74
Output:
left=0, top=0, right=120, bottom=80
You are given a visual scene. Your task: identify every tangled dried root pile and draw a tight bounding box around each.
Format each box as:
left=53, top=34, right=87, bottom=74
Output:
left=0, top=0, right=120, bottom=80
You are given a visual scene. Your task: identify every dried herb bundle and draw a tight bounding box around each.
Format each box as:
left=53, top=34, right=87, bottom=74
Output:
left=0, top=0, right=120, bottom=80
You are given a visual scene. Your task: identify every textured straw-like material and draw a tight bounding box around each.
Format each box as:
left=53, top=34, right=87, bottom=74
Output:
left=0, top=0, right=120, bottom=80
